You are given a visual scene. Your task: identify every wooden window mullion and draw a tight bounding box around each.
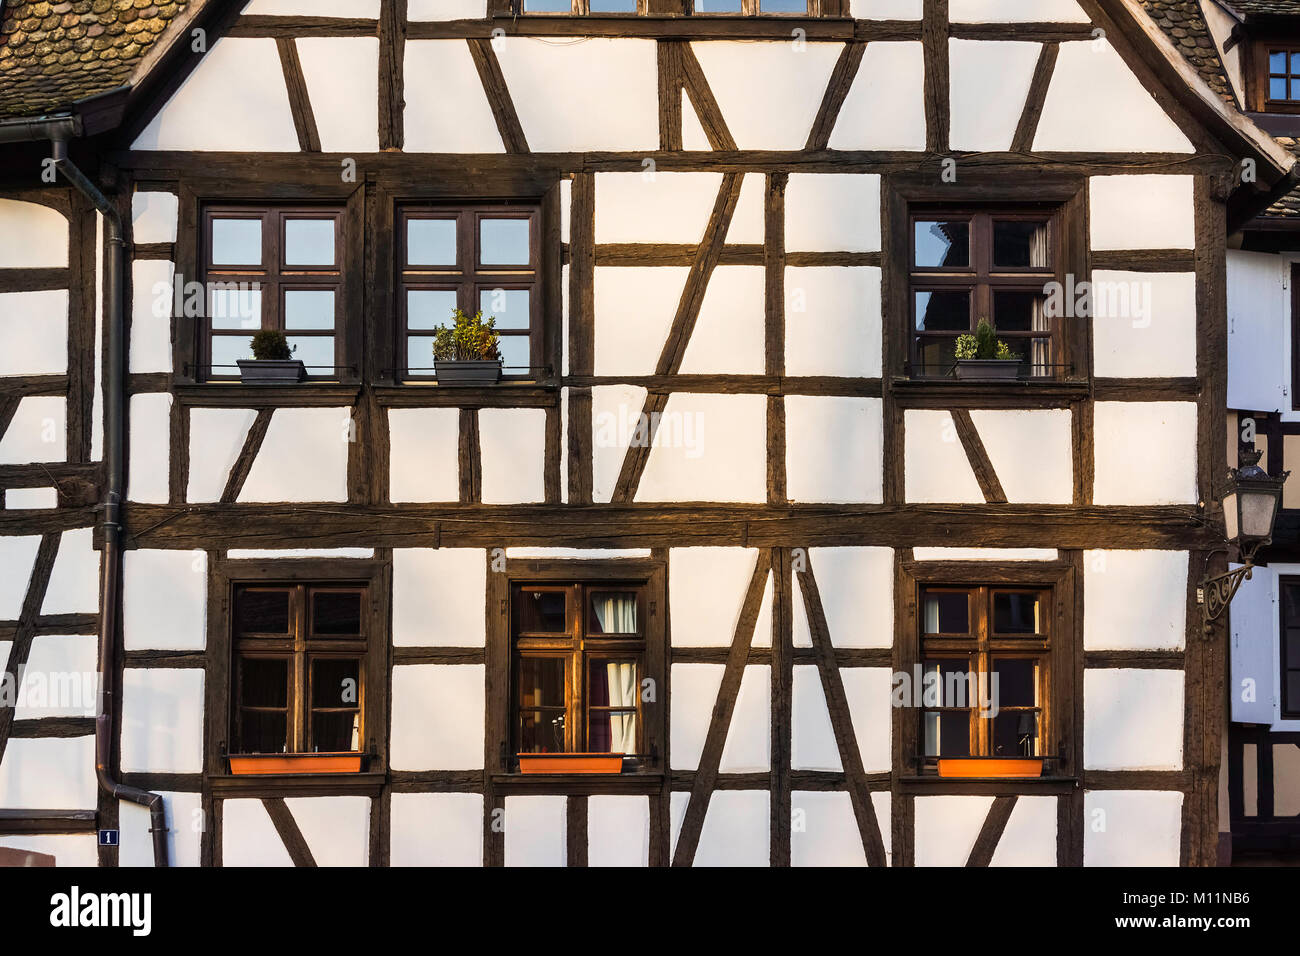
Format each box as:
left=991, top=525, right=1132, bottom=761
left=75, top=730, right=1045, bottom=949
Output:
left=291, top=585, right=307, bottom=753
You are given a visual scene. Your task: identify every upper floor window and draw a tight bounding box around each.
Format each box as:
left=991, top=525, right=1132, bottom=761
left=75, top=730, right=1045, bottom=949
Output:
left=399, top=204, right=540, bottom=381
left=1248, top=40, right=1300, bottom=114
left=201, top=205, right=345, bottom=380
left=1266, top=48, right=1300, bottom=104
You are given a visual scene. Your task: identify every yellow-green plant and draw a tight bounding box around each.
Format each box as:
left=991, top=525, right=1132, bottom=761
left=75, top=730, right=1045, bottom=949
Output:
left=250, top=329, right=295, bottom=360
left=954, top=318, right=1017, bottom=361
left=432, top=308, right=500, bottom=361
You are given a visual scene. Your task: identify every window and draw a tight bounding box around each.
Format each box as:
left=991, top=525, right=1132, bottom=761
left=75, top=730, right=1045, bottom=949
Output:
left=1281, top=579, right=1300, bottom=720
left=918, top=585, right=1050, bottom=764
left=1248, top=40, right=1300, bottom=114
left=512, top=582, right=645, bottom=755
left=201, top=206, right=345, bottom=380
left=1265, top=48, right=1300, bottom=104
left=399, top=205, right=541, bottom=380
left=231, top=583, right=368, bottom=755
left=909, top=209, right=1059, bottom=378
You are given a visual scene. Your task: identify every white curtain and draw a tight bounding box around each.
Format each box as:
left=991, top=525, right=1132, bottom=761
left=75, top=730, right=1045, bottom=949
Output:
left=606, top=662, right=638, bottom=754
left=1030, top=224, right=1051, bottom=377
left=593, top=593, right=637, bottom=634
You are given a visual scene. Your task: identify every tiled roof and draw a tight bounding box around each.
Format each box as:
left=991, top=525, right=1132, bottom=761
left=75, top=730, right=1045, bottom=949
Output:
left=0, top=1, right=189, bottom=118
left=1219, top=0, right=1300, bottom=17
left=1141, top=0, right=1236, bottom=104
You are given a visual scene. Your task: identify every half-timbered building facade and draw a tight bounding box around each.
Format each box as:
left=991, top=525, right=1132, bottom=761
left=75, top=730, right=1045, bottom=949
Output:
left=0, top=0, right=1293, bottom=867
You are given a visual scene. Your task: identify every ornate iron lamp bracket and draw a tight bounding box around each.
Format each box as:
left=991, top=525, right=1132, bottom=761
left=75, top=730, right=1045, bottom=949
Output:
left=1201, top=562, right=1253, bottom=629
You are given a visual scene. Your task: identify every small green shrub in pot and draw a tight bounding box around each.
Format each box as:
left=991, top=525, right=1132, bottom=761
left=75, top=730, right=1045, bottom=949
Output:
left=952, top=319, right=1020, bottom=380
left=249, top=329, right=295, bottom=361
left=431, top=308, right=503, bottom=385
left=237, top=329, right=304, bottom=383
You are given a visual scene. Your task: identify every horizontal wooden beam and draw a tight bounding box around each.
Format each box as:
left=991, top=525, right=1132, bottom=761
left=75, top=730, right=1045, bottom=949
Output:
left=0, top=809, right=96, bottom=834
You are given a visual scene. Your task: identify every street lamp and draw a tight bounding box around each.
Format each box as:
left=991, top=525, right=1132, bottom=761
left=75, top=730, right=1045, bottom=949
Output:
left=1201, top=449, right=1290, bottom=626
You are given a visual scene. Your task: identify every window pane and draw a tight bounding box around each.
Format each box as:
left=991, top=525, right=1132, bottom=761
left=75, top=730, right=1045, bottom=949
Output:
left=497, top=334, right=530, bottom=372
left=1291, top=79, right=1300, bottom=101
left=284, top=218, right=335, bottom=267
left=1286, top=630, right=1300, bottom=665
left=993, top=220, right=1049, bottom=268
left=993, top=659, right=1039, bottom=708
left=312, top=591, right=362, bottom=635
left=923, top=660, right=972, bottom=707
left=519, top=658, right=566, bottom=708
left=239, top=710, right=287, bottom=754
left=760, top=0, right=807, bottom=10
left=914, top=220, right=970, bottom=268
left=695, top=0, right=743, bottom=10
left=311, top=658, right=360, bottom=708
left=240, top=657, right=288, bottom=706
left=922, top=591, right=969, bottom=634
left=590, top=0, right=636, bottom=9
left=924, top=710, right=971, bottom=757
left=993, top=290, right=1044, bottom=334
left=407, top=335, right=437, bottom=373
left=284, top=290, right=335, bottom=330
left=1272, top=51, right=1288, bottom=73
left=915, top=290, right=969, bottom=332
left=589, top=660, right=638, bottom=753
left=523, top=0, right=571, bottom=10
left=236, top=589, right=290, bottom=634
left=1273, top=77, right=1289, bottom=100
left=312, top=712, right=360, bottom=753
left=407, top=218, right=457, bottom=266
left=993, top=711, right=1038, bottom=757
left=479, top=218, right=530, bottom=266
left=209, top=286, right=262, bottom=330
left=479, top=288, right=531, bottom=330
left=408, top=289, right=459, bottom=330
left=914, top=336, right=958, bottom=374
left=519, top=710, right=566, bottom=753
left=210, top=334, right=253, bottom=371
left=1289, top=671, right=1300, bottom=708
left=993, top=592, right=1040, bottom=634
left=1283, top=583, right=1300, bottom=621
left=286, top=336, right=335, bottom=375
left=211, top=218, right=262, bottom=265
left=517, top=590, right=567, bottom=632
left=588, top=591, right=638, bottom=635
left=1292, top=52, right=1300, bottom=74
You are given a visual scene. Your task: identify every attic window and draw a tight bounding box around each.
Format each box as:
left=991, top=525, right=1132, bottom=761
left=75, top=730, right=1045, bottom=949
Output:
left=1249, top=40, right=1300, bottom=113
left=1267, top=49, right=1300, bottom=103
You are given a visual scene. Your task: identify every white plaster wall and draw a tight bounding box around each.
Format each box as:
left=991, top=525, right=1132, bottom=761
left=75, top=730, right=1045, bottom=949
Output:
left=120, top=668, right=204, bottom=774
left=409, top=0, right=486, bottom=17
left=388, top=407, right=459, bottom=503
left=1083, top=550, right=1187, bottom=651
left=785, top=397, right=883, bottom=504
left=221, top=799, right=294, bottom=867
left=904, top=409, right=984, bottom=503
left=130, top=259, right=173, bottom=373
left=227, top=548, right=373, bottom=560
left=726, top=173, right=766, bottom=244
left=129, top=393, right=172, bottom=504
left=752, top=570, right=774, bottom=649
left=133, top=37, right=299, bottom=151
left=296, top=38, right=380, bottom=153
left=720, top=665, right=771, bottom=773
left=245, top=0, right=380, bottom=12
left=969, top=408, right=1073, bottom=504
left=0, top=736, right=95, bottom=809
left=0, top=396, right=65, bottom=464
left=592, top=267, right=685, bottom=377
left=785, top=174, right=881, bottom=253
left=123, top=549, right=206, bottom=651
left=1083, top=790, right=1183, bottom=866
left=827, top=42, right=927, bottom=151
left=285, top=796, right=370, bottom=867
left=186, top=408, right=257, bottom=503
left=670, top=662, right=725, bottom=770
left=120, top=791, right=202, bottom=867
left=594, top=172, right=723, bottom=245
left=785, top=266, right=882, bottom=377
left=1034, top=41, right=1193, bottom=153
left=496, top=38, right=658, bottom=151
left=1091, top=270, right=1197, bottom=377
left=591, top=383, right=648, bottom=503
left=403, top=39, right=504, bottom=153
left=506, top=547, right=651, bottom=560
left=1092, top=401, right=1197, bottom=505
left=793, top=664, right=842, bottom=772
left=636, top=393, right=767, bottom=503
left=791, top=791, right=868, bottom=866
left=479, top=408, right=546, bottom=504
left=682, top=89, right=711, bottom=151
left=809, top=547, right=893, bottom=648
left=390, top=664, right=485, bottom=770
left=238, top=408, right=350, bottom=503
left=842, top=666, right=892, bottom=773
left=913, top=547, right=1058, bottom=561
left=131, top=192, right=179, bottom=245
left=4, top=488, right=57, bottom=510
left=1089, top=175, right=1195, bottom=250
left=914, top=794, right=995, bottom=866
left=679, top=266, right=766, bottom=375
left=989, top=795, right=1058, bottom=866
left=504, top=795, right=567, bottom=867
left=588, top=795, right=651, bottom=867
left=670, top=547, right=760, bottom=648
left=0, top=290, right=67, bottom=376
left=851, top=0, right=922, bottom=17
left=950, top=0, right=1089, bottom=21
left=0, top=536, right=39, bottom=618
left=41, top=527, right=99, bottom=616
left=390, top=792, right=483, bottom=866
left=695, top=789, right=768, bottom=866
left=1084, top=668, right=1184, bottom=770
left=14, top=635, right=96, bottom=720
left=691, top=41, right=842, bottom=151
left=0, top=198, right=67, bottom=267
left=793, top=573, right=812, bottom=648
left=392, top=548, right=486, bottom=647
left=0, top=835, right=96, bottom=867
left=948, top=40, right=1041, bottom=151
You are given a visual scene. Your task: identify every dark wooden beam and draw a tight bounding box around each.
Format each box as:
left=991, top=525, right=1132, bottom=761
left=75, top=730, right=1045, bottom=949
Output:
left=806, top=41, right=866, bottom=151
left=219, top=408, right=273, bottom=504
left=966, top=794, right=1017, bottom=866
left=1010, top=41, right=1059, bottom=153
left=467, top=38, right=530, bottom=154
left=276, top=37, right=322, bottom=153
left=379, top=0, right=407, bottom=151
left=261, top=797, right=318, bottom=867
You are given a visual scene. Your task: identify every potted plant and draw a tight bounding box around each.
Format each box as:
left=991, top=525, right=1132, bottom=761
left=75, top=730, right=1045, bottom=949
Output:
left=237, top=329, right=306, bottom=384
left=937, top=756, right=1044, bottom=779
left=953, top=318, right=1020, bottom=381
left=228, top=752, right=365, bottom=775
left=517, top=752, right=625, bottom=774
left=432, top=308, right=503, bottom=386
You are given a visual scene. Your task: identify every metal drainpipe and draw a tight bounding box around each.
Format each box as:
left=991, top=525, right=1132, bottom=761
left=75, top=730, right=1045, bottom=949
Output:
left=0, top=116, right=169, bottom=865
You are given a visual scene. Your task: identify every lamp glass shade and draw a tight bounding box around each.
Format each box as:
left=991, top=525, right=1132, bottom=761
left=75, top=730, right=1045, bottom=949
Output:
left=1224, top=492, right=1238, bottom=542
left=1240, top=487, right=1279, bottom=542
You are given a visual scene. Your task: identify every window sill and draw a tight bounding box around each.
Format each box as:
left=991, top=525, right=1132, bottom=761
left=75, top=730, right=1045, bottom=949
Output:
left=208, top=771, right=386, bottom=797
left=373, top=383, right=558, bottom=408
left=890, top=376, right=1090, bottom=405
left=492, top=770, right=664, bottom=795
left=898, top=774, right=1077, bottom=795
left=176, top=383, right=362, bottom=408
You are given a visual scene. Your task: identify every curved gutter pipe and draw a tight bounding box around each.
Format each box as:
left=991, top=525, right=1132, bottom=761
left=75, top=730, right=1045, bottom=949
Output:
left=0, top=115, right=169, bottom=866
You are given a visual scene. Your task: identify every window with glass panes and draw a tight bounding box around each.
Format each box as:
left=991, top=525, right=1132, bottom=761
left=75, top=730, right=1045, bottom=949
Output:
left=399, top=205, right=540, bottom=380
left=919, top=585, right=1050, bottom=764
left=910, top=209, right=1059, bottom=378
left=201, top=206, right=344, bottom=379
left=1266, top=48, right=1300, bottom=104
left=512, top=582, right=645, bottom=756
left=1280, top=578, right=1300, bottom=720
left=231, top=583, right=367, bottom=755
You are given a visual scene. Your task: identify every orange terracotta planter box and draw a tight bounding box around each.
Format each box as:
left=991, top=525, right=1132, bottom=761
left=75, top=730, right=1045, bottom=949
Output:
left=517, top=753, right=624, bottom=774
left=937, top=758, right=1044, bottom=779
left=228, top=753, right=364, bottom=775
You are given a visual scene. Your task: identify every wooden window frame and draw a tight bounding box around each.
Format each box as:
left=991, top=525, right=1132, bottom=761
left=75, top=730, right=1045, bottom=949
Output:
left=1247, top=38, right=1300, bottom=114
left=1280, top=576, right=1300, bottom=721
left=1291, top=263, right=1300, bottom=412
left=897, top=559, right=1078, bottom=780
left=397, top=202, right=543, bottom=382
